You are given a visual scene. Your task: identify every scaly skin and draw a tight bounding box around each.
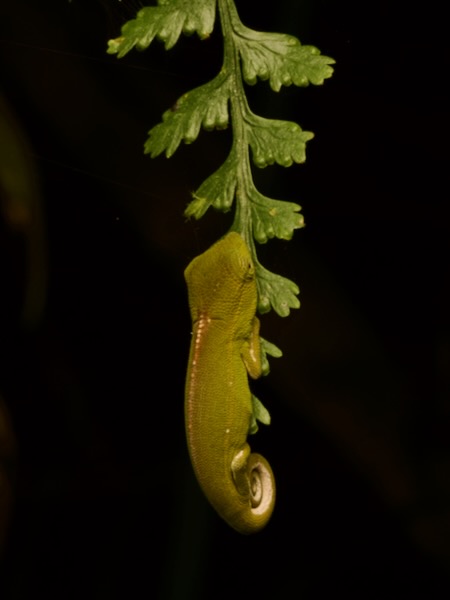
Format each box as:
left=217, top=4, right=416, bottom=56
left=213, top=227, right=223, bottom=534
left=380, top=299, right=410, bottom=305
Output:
left=184, top=232, right=275, bottom=534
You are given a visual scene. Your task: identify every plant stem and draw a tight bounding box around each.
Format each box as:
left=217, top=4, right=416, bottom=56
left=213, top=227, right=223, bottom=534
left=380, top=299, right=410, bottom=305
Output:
left=218, top=0, right=254, bottom=248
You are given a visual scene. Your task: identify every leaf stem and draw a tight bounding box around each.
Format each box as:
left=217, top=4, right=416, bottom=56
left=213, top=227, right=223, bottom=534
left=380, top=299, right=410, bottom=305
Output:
left=218, top=0, right=253, bottom=248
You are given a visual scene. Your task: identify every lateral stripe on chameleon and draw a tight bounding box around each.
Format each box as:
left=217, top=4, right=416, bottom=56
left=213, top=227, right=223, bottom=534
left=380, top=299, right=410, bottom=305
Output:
left=184, top=232, right=275, bottom=534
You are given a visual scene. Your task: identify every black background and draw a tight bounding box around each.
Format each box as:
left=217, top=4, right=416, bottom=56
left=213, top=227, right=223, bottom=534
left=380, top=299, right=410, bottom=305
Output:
left=1, top=0, right=450, bottom=598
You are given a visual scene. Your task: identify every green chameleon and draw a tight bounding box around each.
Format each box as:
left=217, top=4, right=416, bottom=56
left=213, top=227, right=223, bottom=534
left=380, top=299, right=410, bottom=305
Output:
left=184, top=232, right=275, bottom=534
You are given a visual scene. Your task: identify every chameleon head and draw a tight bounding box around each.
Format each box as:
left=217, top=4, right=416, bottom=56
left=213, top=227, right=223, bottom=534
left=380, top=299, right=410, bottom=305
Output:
left=184, top=232, right=256, bottom=321
left=185, top=232, right=253, bottom=281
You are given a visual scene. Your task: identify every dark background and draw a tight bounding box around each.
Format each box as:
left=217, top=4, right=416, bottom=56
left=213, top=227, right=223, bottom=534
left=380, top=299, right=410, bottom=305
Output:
left=1, top=0, right=449, bottom=598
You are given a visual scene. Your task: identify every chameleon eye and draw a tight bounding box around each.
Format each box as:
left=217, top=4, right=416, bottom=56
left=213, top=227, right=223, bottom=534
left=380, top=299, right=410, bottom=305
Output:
left=244, top=259, right=255, bottom=280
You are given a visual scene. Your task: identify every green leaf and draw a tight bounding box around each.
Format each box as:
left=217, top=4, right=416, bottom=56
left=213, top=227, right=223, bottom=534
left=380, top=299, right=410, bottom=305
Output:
left=261, top=337, right=283, bottom=359
left=260, top=337, right=283, bottom=376
left=256, top=263, right=300, bottom=316
left=108, top=0, right=334, bottom=329
left=235, top=27, right=335, bottom=92
left=245, top=113, right=314, bottom=168
left=249, top=395, right=271, bottom=435
left=107, top=0, right=216, bottom=56
left=249, top=187, right=304, bottom=243
left=145, top=73, right=230, bottom=158
left=185, top=148, right=238, bottom=218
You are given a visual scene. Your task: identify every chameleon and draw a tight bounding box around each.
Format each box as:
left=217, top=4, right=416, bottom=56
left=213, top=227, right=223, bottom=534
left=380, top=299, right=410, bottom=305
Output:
left=184, top=231, right=275, bottom=534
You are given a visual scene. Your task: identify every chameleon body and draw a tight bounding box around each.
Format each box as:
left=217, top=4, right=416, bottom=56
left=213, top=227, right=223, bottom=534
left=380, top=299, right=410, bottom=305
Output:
left=184, top=232, right=275, bottom=534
